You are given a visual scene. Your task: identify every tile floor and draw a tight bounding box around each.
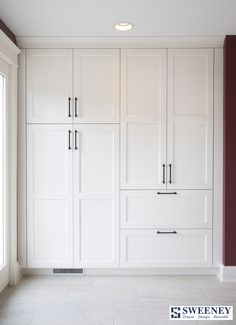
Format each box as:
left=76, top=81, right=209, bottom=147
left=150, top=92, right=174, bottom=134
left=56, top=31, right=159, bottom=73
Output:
left=0, top=275, right=235, bottom=324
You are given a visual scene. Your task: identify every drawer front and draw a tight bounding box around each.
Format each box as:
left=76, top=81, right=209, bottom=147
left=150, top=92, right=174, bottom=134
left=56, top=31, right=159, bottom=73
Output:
left=121, top=190, right=212, bottom=228
left=120, top=229, right=212, bottom=268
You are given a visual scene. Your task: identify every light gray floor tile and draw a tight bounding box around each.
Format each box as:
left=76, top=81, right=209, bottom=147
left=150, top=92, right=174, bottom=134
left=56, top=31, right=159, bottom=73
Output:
left=0, top=275, right=235, bottom=325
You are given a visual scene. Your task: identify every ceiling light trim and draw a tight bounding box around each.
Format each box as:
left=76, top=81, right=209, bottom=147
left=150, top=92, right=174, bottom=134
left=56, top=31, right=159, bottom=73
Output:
left=114, top=22, right=134, bottom=32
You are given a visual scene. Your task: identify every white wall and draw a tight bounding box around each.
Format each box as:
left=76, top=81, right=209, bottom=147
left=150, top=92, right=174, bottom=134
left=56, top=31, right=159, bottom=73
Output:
left=0, top=0, right=236, bottom=37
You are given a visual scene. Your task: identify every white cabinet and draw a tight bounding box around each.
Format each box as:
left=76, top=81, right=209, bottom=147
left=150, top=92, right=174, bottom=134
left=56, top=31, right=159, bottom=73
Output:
left=73, top=125, right=119, bottom=267
left=74, top=49, right=120, bottom=123
left=27, top=125, right=73, bottom=267
left=27, top=49, right=119, bottom=123
left=167, top=49, right=213, bottom=189
left=121, top=49, right=167, bottom=189
left=27, top=124, right=119, bottom=268
left=121, top=49, right=213, bottom=190
left=25, top=47, right=215, bottom=270
left=27, top=49, right=73, bottom=123
left=121, top=190, right=212, bottom=229
left=120, top=229, right=212, bottom=268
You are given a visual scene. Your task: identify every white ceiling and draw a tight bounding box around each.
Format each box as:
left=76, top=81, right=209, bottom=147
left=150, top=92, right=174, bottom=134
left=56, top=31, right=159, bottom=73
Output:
left=0, top=0, right=236, bottom=37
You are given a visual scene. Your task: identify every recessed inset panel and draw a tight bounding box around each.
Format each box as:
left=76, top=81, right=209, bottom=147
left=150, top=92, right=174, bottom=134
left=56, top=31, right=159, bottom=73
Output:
left=122, top=49, right=166, bottom=117
left=74, top=50, right=119, bottom=122
left=79, top=200, right=114, bottom=264
left=168, top=49, right=213, bottom=117
left=172, top=121, right=210, bottom=187
left=79, top=126, right=116, bottom=194
left=126, top=122, right=162, bottom=187
left=32, top=200, right=72, bottom=263
left=27, top=49, right=72, bottom=123
left=32, top=128, right=69, bottom=195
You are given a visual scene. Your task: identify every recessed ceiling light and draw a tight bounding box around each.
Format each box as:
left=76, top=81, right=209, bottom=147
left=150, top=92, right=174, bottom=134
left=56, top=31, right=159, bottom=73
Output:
left=114, top=22, right=134, bottom=31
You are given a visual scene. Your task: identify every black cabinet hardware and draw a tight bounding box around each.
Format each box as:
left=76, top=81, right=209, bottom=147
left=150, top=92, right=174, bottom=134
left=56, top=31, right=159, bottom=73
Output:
left=169, top=163, right=172, bottom=184
left=162, top=164, right=166, bottom=184
left=75, top=97, right=78, bottom=117
left=68, top=130, right=72, bottom=150
left=68, top=97, right=71, bottom=117
left=157, top=192, right=177, bottom=195
left=157, top=230, right=177, bottom=234
left=75, top=130, right=78, bottom=150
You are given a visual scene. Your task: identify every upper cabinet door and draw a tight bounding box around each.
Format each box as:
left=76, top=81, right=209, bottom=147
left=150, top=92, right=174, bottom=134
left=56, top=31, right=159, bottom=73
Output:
left=121, top=49, right=167, bottom=189
left=27, top=49, right=73, bottom=123
left=167, top=49, right=213, bottom=189
left=74, top=49, right=119, bottom=123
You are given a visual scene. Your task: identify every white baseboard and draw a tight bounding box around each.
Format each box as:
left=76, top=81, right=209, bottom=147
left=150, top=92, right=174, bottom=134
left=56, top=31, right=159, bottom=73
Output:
left=218, top=264, right=236, bottom=282
left=9, top=262, right=23, bottom=286
left=22, top=267, right=218, bottom=276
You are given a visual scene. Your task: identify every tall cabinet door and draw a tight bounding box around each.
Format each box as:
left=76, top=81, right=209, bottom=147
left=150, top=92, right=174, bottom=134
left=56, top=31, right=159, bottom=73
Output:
left=27, top=125, right=73, bottom=267
left=167, top=49, right=213, bottom=189
left=74, top=49, right=120, bottom=123
left=27, top=49, right=73, bottom=123
left=121, top=49, right=167, bottom=189
left=74, top=124, right=119, bottom=267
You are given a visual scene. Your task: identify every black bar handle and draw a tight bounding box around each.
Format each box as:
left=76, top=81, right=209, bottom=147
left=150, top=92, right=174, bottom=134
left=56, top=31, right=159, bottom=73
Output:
left=68, top=130, right=71, bottom=150
left=157, top=230, right=177, bottom=234
left=68, top=97, right=71, bottom=117
left=157, top=192, right=177, bottom=195
left=75, top=130, right=78, bottom=150
left=75, top=97, right=78, bottom=117
left=162, top=164, right=165, bottom=184
left=169, top=163, right=172, bottom=184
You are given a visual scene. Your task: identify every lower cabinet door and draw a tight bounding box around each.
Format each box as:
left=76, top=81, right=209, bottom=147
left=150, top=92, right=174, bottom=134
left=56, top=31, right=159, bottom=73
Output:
left=27, top=125, right=73, bottom=268
left=120, top=229, right=212, bottom=268
left=73, top=124, right=119, bottom=267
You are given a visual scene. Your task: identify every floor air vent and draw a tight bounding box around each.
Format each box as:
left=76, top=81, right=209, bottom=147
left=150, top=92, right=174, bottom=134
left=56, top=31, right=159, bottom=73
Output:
left=53, top=268, right=84, bottom=274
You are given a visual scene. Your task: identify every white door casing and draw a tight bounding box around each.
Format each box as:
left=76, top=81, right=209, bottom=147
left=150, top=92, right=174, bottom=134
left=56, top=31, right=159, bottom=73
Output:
left=0, top=59, right=9, bottom=291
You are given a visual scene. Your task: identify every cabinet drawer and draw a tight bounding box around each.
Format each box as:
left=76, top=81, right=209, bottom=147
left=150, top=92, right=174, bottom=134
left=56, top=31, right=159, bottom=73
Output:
left=121, top=190, right=212, bottom=228
left=120, top=229, right=212, bottom=268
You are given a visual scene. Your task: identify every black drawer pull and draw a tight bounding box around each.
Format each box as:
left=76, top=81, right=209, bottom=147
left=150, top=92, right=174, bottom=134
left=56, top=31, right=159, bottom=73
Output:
left=157, top=192, right=177, bottom=195
left=75, top=130, right=78, bottom=150
left=68, top=130, right=72, bottom=150
left=157, top=231, right=177, bottom=234
left=75, top=97, right=78, bottom=117
left=68, top=97, right=72, bottom=117
left=162, top=164, right=165, bottom=184
left=169, top=163, right=172, bottom=184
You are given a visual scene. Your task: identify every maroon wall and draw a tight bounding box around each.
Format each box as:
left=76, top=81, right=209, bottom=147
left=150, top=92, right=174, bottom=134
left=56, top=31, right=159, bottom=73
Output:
left=224, top=35, right=236, bottom=266
left=0, top=18, right=16, bottom=45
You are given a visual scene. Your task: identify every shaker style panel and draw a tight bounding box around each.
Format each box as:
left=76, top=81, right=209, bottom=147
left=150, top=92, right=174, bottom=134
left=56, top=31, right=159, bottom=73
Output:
left=74, top=49, right=120, bottom=123
left=121, top=121, right=166, bottom=189
left=27, top=49, right=73, bottom=123
left=121, top=49, right=167, bottom=189
left=27, top=125, right=73, bottom=267
left=120, top=229, right=212, bottom=268
left=167, top=49, right=213, bottom=189
left=121, top=190, right=212, bottom=229
left=73, top=124, right=119, bottom=267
